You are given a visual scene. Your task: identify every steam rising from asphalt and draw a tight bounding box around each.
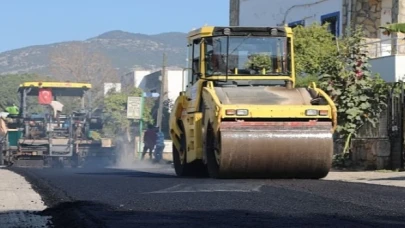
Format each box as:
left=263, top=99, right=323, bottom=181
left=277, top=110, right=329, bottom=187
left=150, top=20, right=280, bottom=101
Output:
left=110, top=136, right=173, bottom=172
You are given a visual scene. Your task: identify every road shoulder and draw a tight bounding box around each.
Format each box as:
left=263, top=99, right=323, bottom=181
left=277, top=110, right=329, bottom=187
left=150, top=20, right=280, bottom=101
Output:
left=324, top=170, right=405, bottom=188
left=0, top=167, right=52, bottom=228
left=9, top=167, right=108, bottom=228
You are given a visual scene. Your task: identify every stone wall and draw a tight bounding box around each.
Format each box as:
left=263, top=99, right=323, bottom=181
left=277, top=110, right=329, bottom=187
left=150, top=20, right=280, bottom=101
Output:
left=333, top=109, right=392, bottom=170
left=334, top=139, right=391, bottom=169
left=342, top=0, right=382, bottom=38
left=341, top=0, right=405, bottom=57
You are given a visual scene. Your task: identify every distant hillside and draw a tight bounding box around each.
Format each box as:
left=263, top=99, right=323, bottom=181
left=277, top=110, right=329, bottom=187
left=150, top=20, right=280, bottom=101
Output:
left=0, top=30, right=188, bottom=76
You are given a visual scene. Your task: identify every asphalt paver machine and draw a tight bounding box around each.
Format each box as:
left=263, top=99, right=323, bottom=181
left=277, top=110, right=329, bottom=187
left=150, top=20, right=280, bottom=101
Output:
left=3, top=81, right=115, bottom=168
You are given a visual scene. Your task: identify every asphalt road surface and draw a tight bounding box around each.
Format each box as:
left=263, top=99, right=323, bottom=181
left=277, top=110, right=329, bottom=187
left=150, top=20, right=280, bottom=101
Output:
left=7, top=163, right=405, bottom=228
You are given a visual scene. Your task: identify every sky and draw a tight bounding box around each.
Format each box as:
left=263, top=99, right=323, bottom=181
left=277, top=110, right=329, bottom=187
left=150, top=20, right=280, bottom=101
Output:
left=0, top=0, right=229, bottom=52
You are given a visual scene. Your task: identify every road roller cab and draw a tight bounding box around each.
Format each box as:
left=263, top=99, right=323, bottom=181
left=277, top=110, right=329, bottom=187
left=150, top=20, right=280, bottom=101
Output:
left=169, top=26, right=337, bottom=179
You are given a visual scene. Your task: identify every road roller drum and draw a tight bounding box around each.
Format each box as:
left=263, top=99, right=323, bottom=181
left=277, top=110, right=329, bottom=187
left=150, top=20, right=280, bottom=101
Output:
left=206, top=121, right=333, bottom=179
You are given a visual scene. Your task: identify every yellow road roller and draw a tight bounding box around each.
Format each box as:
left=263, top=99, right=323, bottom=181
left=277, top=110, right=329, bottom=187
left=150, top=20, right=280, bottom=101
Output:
left=169, top=26, right=337, bottom=179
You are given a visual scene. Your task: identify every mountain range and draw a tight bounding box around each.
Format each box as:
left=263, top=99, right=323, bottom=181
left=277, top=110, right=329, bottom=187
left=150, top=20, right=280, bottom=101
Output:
left=0, top=30, right=188, bottom=76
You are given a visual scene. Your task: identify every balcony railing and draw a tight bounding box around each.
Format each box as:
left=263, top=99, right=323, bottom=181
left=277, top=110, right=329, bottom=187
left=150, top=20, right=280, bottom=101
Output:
left=363, top=37, right=405, bottom=59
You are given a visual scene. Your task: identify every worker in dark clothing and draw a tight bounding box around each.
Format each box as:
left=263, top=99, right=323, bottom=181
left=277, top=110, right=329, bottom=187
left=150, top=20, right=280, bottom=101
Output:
left=141, top=124, right=157, bottom=160
left=153, top=126, right=165, bottom=164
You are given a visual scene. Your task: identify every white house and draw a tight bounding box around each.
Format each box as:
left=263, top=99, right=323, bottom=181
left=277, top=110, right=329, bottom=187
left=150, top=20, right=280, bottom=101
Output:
left=121, top=70, right=152, bottom=89
left=229, top=0, right=405, bottom=82
left=121, top=67, right=187, bottom=102
left=103, top=82, right=121, bottom=95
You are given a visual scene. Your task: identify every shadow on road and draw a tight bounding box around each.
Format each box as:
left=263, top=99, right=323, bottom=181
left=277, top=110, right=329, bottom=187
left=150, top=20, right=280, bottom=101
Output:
left=1, top=200, right=399, bottom=228
left=75, top=169, right=177, bottom=179
left=75, top=166, right=214, bottom=180
left=369, top=176, right=405, bottom=181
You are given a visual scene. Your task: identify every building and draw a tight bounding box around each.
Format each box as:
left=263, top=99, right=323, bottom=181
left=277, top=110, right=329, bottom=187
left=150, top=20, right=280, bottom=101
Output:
left=121, top=69, right=152, bottom=89
left=103, top=83, right=121, bottom=95
left=121, top=67, right=187, bottom=102
left=230, top=0, right=343, bottom=36
left=229, top=0, right=405, bottom=82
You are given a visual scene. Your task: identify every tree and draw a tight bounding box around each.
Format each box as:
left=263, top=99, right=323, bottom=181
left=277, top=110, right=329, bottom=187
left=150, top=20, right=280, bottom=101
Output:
left=292, top=23, right=389, bottom=148
left=245, top=54, right=272, bottom=71
left=379, top=23, right=405, bottom=35
left=319, top=27, right=389, bottom=155
left=290, top=23, right=390, bottom=167
left=0, top=73, right=52, bottom=113
left=103, top=87, right=153, bottom=137
left=292, top=23, right=338, bottom=86
left=49, top=42, right=119, bottom=113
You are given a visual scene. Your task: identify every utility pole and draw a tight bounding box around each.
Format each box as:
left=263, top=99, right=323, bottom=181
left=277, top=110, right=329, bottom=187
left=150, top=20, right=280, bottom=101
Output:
left=156, top=53, right=167, bottom=131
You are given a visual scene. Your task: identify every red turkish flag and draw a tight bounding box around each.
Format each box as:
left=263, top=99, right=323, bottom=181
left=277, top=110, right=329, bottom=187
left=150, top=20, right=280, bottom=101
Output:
left=38, top=88, right=53, bottom=104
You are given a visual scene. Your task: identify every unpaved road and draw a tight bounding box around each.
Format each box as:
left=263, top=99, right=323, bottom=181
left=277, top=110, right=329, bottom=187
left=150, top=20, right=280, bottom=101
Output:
left=6, top=164, right=405, bottom=228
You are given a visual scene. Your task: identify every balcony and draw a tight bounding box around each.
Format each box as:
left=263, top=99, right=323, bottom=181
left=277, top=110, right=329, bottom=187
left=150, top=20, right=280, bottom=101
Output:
left=364, top=37, right=405, bottom=82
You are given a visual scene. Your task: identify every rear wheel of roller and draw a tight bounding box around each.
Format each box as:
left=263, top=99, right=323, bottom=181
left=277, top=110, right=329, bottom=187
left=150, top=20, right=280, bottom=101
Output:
left=201, top=101, right=221, bottom=179
left=172, top=132, right=186, bottom=176
left=205, top=122, right=220, bottom=178
left=173, top=122, right=208, bottom=177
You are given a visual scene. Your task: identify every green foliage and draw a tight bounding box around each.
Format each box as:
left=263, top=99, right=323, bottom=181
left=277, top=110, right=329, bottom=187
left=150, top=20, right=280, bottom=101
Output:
left=0, top=73, right=52, bottom=114
left=318, top=27, right=389, bottom=153
left=245, top=54, right=272, bottom=71
left=103, top=87, right=153, bottom=135
left=380, top=23, right=405, bottom=34
left=293, top=23, right=391, bottom=160
left=332, top=153, right=352, bottom=168
left=389, top=81, right=405, bottom=98
left=292, top=23, right=391, bottom=158
left=292, top=23, right=338, bottom=78
left=89, top=131, right=102, bottom=141
left=296, top=74, right=319, bottom=87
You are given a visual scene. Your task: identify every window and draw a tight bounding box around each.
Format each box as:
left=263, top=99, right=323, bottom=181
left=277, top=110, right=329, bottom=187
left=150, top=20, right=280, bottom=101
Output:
left=288, top=20, right=305, bottom=29
left=186, top=43, right=192, bottom=85
left=187, top=39, right=201, bottom=85
left=204, top=36, right=290, bottom=76
left=204, top=38, right=221, bottom=76
left=191, top=39, right=200, bottom=83
left=321, top=12, right=340, bottom=37
left=286, top=37, right=292, bottom=73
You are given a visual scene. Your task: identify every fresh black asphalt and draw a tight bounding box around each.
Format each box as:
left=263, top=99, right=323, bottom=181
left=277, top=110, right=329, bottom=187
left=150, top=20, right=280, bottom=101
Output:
left=6, top=164, right=405, bottom=228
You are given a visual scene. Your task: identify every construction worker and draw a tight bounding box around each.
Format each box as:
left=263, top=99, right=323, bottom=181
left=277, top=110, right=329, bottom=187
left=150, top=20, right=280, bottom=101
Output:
left=0, top=113, right=7, bottom=166
left=5, top=103, right=19, bottom=115
left=153, top=126, right=165, bottom=164
left=141, top=124, right=157, bottom=160
left=49, top=101, right=63, bottom=127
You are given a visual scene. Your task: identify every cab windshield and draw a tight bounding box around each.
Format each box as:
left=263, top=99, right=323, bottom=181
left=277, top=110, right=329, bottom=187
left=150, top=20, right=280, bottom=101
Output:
left=205, top=36, right=290, bottom=76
